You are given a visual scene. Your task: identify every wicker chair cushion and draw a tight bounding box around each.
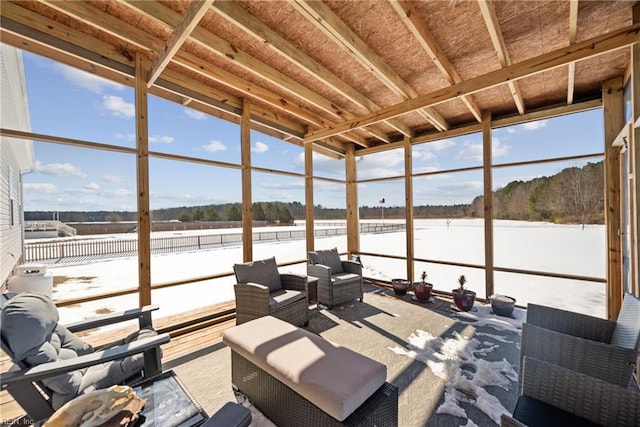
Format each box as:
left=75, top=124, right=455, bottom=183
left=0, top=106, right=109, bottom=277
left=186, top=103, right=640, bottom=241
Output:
left=234, top=257, right=282, bottom=293
left=512, top=395, right=599, bottom=427
left=268, top=289, right=306, bottom=311
left=331, top=272, right=361, bottom=285
left=223, top=316, right=386, bottom=422
left=312, top=248, right=344, bottom=274
left=610, top=292, right=640, bottom=350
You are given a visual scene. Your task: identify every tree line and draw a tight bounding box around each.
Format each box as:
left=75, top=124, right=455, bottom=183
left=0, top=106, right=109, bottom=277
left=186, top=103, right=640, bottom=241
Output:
left=26, top=161, right=604, bottom=225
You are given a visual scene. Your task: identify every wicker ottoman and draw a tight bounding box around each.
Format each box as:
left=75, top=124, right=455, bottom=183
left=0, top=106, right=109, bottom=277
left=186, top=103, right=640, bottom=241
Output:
left=223, top=316, right=398, bottom=426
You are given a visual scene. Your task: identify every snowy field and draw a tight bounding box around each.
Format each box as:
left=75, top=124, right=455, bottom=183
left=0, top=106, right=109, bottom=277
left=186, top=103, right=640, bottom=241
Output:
left=36, top=218, right=606, bottom=325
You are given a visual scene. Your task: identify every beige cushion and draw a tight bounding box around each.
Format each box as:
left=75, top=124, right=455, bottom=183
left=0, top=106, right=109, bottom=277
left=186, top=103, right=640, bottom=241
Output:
left=268, top=289, right=305, bottom=311
left=223, top=316, right=386, bottom=421
left=331, top=272, right=361, bottom=285
left=234, top=257, right=282, bottom=293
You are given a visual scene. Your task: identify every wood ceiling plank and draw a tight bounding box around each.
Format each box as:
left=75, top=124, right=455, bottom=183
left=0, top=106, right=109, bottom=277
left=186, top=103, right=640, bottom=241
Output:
left=213, top=0, right=411, bottom=139
left=124, top=0, right=372, bottom=147
left=304, top=22, right=640, bottom=142
left=478, top=0, right=526, bottom=114
left=147, top=0, right=214, bottom=86
left=291, top=0, right=450, bottom=132
left=38, top=0, right=366, bottom=146
left=567, top=0, right=579, bottom=104
left=390, top=0, right=482, bottom=122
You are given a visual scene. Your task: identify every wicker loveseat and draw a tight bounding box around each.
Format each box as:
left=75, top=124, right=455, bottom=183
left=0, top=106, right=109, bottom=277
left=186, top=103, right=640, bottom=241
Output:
left=307, top=248, right=363, bottom=309
left=519, top=292, right=640, bottom=390
left=233, top=257, right=309, bottom=326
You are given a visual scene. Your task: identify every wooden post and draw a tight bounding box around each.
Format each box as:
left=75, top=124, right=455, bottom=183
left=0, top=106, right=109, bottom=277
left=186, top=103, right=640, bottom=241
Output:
left=241, top=98, right=252, bottom=262
left=483, top=110, right=494, bottom=297
left=603, top=77, right=624, bottom=319
left=305, top=140, right=314, bottom=255
left=404, top=136, right=415, bottom=283
left=346, top=143, right=360, bottom=259
left=135, top=53, right=151, bottom=307
left=632, top=4, right=640, bottom=297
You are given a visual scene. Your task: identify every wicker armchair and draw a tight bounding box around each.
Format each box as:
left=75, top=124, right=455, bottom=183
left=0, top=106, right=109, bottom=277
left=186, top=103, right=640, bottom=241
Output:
left=519, top=292, right=640, bottom=390
left=233, top=257, right=309, bottom=326
left=502, top=357, right=640, bottom=427
left=307, top=248, right=363, bottom=309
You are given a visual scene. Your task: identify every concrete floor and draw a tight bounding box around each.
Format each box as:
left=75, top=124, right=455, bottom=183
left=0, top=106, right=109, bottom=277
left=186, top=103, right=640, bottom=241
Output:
left=167, top=284, right=521, bottom=426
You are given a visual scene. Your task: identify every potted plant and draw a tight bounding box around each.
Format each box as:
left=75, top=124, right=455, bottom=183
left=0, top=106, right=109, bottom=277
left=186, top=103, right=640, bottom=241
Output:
left=452, top=274, right=475, bottom=311
left=489, top=294, right=516, bottom=317
left=391, top=278, right=410, bottom=296
left=413, top=271, right=433, bottom=303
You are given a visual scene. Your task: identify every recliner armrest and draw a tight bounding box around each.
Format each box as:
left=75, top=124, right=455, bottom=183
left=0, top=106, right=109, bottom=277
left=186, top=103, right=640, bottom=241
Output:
left=341, top=260, right=362, bottom=275
left=65, top=305, right=160, bottom=332
left=0, top=333, right=170, bottom=388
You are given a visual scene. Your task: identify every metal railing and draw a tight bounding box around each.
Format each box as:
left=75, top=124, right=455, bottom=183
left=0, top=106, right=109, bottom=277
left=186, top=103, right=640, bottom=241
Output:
left=25, top=223, right=406, bottom=263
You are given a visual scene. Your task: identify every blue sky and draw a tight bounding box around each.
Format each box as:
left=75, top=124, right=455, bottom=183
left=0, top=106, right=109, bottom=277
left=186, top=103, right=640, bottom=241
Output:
left=21, top=51, right=604, bottom=213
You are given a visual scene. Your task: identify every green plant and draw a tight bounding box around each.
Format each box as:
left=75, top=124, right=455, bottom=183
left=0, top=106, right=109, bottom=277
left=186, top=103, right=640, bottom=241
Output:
left=457, top=275, right=467, bottom=290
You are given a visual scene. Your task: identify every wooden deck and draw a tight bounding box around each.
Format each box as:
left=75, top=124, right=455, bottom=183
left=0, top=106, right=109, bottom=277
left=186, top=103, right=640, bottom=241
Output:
left=0, top=301, right=238, bottom=423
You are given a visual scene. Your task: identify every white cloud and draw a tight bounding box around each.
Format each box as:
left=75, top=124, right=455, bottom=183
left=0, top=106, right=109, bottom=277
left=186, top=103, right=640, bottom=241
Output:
left=295, top=152, right=344, bottom=176
left=84, top=182, right=100, bottom=191
left=521, top=120, right=548, bottom=131
left=115, top=133, right=135, bottom=141
left=184, top=109, right=206, bottom=120
left=103, top=174, right=122, bottom=183
left=24, top=183, right=57, bottom=194
left=259, top=181, right=305, bottom=190
left=55, top=63, right=124, bottom=94
left=105, top=189, right=133, bottom=197
left=454, top=138, right=510, bottom=162
left=252, top=141, right=269, bottom=153
left=149, top=135, right=174, bottom=144
left=203, top=140, right=227, bottom=152
left=102, top=96, right=134, bottom=118
left=35, top=161, right=87, bottom=178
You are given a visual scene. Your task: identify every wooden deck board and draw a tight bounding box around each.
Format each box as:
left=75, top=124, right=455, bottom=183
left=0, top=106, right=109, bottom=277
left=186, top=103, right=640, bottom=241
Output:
left=0, top=301, right=237, bottom=422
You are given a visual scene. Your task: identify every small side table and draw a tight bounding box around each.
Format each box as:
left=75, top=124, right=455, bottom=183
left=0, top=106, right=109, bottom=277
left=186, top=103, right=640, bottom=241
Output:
left=307, top=275, right=319, bottom=311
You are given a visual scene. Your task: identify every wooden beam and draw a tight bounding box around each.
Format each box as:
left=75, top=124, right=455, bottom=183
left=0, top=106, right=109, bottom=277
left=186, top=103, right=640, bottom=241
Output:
left=304, top=22, right=640, bottom=142
left=482, top=110, right=494, bottom=297
left=346, top=143, right=360, bottom=257
left=567, top=0, right=579, bottom=104
left=632, top=4, right=640, bottom=297
left=135, top=53, right=151, bottom=307
left=390, top=0, right=482, bottom=122
left=478, top=0, right=525, bottom=114
left=291, top=0, right=450, bottom=132
left=212, top=0, right=411, bottom=139
left=43, top=0, right=365, bottom=148
left=404, top=136, right=415, bottom=283
left=147, top=0, right=214, bottom=86
left=126, top=0, right=372, bottom=147
left=305, top=140, right=314, bottom=254
left=603, top=77, right=624, bottom=319
left=241, top=98, right=252, bottom=262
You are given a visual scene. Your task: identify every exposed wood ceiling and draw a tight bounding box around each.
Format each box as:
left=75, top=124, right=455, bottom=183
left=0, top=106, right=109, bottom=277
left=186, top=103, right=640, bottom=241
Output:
left=1, top=1, right=638, bottom=157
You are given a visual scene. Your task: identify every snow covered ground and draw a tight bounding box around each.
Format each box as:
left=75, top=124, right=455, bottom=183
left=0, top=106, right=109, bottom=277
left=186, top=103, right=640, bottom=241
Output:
left=42, top=218, right=605, bottom=324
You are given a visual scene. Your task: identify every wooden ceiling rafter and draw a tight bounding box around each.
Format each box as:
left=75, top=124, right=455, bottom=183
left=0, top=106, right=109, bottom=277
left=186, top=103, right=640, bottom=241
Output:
left=42, top=0, right=364, bottom=149
left=146, top=0, right=214, bottom=87
left=0, top=2, right=345, bottom=154
left=478, top=0, right=526, bottom=115
left=567, top=0, right=579, bottom=104
left=123, top=0, right=375, bottom=148
left=211, top=0, right=413, bottom=141
left=290, top=0, right=451, bottom=132
left=389, top=0, right=483, bottom=123
left=304, top=22, right=640, bottom=142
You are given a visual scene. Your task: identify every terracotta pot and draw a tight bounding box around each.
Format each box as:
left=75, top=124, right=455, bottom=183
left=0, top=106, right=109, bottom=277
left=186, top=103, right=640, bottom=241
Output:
left=452, top=288, right=476, bottom=311
left=392, top=279, right=410, bottom=296
left=413, top=282, right=433, bottom=303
